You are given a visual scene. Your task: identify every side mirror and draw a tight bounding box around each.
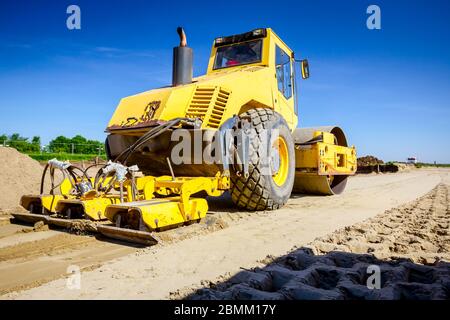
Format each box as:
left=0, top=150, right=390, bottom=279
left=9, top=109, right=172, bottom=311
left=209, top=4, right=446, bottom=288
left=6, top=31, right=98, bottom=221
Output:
left=301, top=59, right=310, bottom=79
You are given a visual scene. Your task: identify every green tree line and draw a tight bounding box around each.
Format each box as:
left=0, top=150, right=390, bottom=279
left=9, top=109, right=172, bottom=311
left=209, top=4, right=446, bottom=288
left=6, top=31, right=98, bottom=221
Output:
left=48, top=135, right=104, bottom=154
left=0, top=133, right=41, bottom=153
left=0, top=133, right=104, bottom=154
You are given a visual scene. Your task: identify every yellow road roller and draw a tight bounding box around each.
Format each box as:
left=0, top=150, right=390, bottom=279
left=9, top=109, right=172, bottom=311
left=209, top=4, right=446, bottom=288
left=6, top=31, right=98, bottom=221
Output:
left=14, top=27, right=356, bottom=245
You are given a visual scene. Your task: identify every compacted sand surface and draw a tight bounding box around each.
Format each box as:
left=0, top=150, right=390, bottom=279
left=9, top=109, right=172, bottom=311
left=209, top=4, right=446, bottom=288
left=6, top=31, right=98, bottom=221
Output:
left=187, top=183, right=450, bottom=300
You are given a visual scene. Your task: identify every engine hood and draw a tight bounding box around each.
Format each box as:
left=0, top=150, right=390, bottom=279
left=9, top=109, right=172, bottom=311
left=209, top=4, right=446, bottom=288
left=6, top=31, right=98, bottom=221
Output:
left=106, top=65, right=273, bottom=134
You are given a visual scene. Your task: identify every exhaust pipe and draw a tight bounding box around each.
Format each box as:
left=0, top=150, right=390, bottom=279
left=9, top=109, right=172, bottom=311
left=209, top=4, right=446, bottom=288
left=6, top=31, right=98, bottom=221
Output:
left=172, top=27, right=193, bottom=86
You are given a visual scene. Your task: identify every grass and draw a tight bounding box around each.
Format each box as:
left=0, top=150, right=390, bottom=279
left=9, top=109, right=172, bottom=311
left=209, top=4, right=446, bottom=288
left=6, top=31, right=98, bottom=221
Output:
left=416, top=162, right=450, bottom=168
left=387, top=161, right=450, bottom=168
left=27, top=153, right=107, bottom=162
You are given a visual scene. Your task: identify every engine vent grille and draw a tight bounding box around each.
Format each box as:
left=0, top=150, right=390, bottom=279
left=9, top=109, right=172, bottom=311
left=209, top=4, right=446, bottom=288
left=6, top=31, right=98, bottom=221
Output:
left=208, top=88, right=230, bottom=128
left=186, top=86, right=231, bottom=128
left=185, top=87, right=215, bottom=121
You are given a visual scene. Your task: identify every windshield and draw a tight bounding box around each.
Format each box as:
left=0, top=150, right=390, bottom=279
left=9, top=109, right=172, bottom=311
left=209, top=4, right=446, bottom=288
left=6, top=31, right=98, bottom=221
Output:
left=213, top=39, right=262, bottom=69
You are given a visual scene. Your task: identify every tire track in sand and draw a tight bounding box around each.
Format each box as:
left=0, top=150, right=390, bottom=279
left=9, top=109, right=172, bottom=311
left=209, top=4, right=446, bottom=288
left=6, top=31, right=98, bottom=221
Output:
left=0, top=229, right=136, bottom=295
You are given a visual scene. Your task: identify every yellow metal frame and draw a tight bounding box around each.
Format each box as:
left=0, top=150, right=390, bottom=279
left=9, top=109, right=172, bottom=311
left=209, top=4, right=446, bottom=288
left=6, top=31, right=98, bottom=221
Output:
left=55, top=196, right=121, bottom=221
left=20, top=194, right=67, bottom=213
left=104, top=174, right=230, bottom=231
left=295, top=131, right=357, bottom=176
left=20, top=177, right=81, bottom=213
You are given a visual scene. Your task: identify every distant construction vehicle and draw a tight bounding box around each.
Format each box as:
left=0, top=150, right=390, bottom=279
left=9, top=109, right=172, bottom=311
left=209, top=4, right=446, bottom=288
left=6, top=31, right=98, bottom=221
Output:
left=407, top=157, right=418, bottom=164
left=14, top=27, right=356, bottom=244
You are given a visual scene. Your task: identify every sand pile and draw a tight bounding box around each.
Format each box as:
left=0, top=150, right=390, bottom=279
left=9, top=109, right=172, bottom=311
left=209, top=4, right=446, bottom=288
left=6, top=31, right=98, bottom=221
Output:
left=357, top=155, right=402, bottom=174
left=0, top=147, right=44, bottom=211
left=357, top=155, right=384, bottom=167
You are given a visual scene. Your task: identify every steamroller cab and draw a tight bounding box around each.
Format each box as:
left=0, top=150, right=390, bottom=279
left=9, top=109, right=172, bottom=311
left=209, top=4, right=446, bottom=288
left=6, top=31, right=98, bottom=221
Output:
left=15, top=27, right=356, bottom=245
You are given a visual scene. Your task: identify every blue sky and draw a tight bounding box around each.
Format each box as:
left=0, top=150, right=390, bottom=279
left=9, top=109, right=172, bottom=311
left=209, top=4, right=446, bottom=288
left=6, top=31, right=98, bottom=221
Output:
left=0, top=0, right=449, bottom=162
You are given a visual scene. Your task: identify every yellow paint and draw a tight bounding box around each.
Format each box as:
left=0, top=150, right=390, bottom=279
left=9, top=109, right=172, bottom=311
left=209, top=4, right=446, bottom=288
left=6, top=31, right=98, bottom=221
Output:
left=295, top=131, right=357, bottom=176
left=105, top=197, right=208, bottom=230
left=55, top=196, right=121, bottom=221
left=272, top=136, right=289, bottom=186
left=20, top=177, right=80, bottom=213
left=102, top=174, right=228, bottom=230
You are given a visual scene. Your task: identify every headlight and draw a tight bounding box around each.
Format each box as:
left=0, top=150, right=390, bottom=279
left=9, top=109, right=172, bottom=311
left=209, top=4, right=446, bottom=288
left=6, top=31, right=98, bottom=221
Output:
left=252, top=29, right=264, bottom=36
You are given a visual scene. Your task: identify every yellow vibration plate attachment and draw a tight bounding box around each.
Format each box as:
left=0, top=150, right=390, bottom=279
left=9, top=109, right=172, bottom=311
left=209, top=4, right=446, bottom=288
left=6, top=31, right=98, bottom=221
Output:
left=55, top=196, right=121, bottom=221
left=104, top=196, right=208, bottom=231
left=20, top=194, right=67, bottom=214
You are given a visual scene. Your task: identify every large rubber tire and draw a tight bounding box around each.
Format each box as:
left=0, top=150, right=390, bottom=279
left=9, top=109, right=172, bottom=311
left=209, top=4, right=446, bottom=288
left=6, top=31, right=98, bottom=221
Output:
left=230, top=108, right=295, bottom=210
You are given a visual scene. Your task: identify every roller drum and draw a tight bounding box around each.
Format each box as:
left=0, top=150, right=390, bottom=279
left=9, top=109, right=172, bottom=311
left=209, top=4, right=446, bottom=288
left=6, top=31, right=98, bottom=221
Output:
left=293, top=126, right=349, bottom=195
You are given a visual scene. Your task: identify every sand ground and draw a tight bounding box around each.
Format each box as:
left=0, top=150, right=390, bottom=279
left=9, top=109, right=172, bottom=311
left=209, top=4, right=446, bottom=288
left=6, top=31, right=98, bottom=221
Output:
left=188, top=181, right=450, bottom=300
left=1, top=168, right=448, bottom=299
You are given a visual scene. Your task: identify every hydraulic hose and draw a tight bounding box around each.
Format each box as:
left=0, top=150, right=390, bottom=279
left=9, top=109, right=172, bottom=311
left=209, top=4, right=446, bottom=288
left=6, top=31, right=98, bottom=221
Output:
left=114, top=117, right=191, bottom=165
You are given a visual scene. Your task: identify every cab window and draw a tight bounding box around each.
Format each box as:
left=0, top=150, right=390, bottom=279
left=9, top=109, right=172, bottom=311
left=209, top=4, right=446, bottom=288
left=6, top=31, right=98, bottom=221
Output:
left=275, top=45, right=292, bottom=99
left=214, top=40, right=262, bottom=69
